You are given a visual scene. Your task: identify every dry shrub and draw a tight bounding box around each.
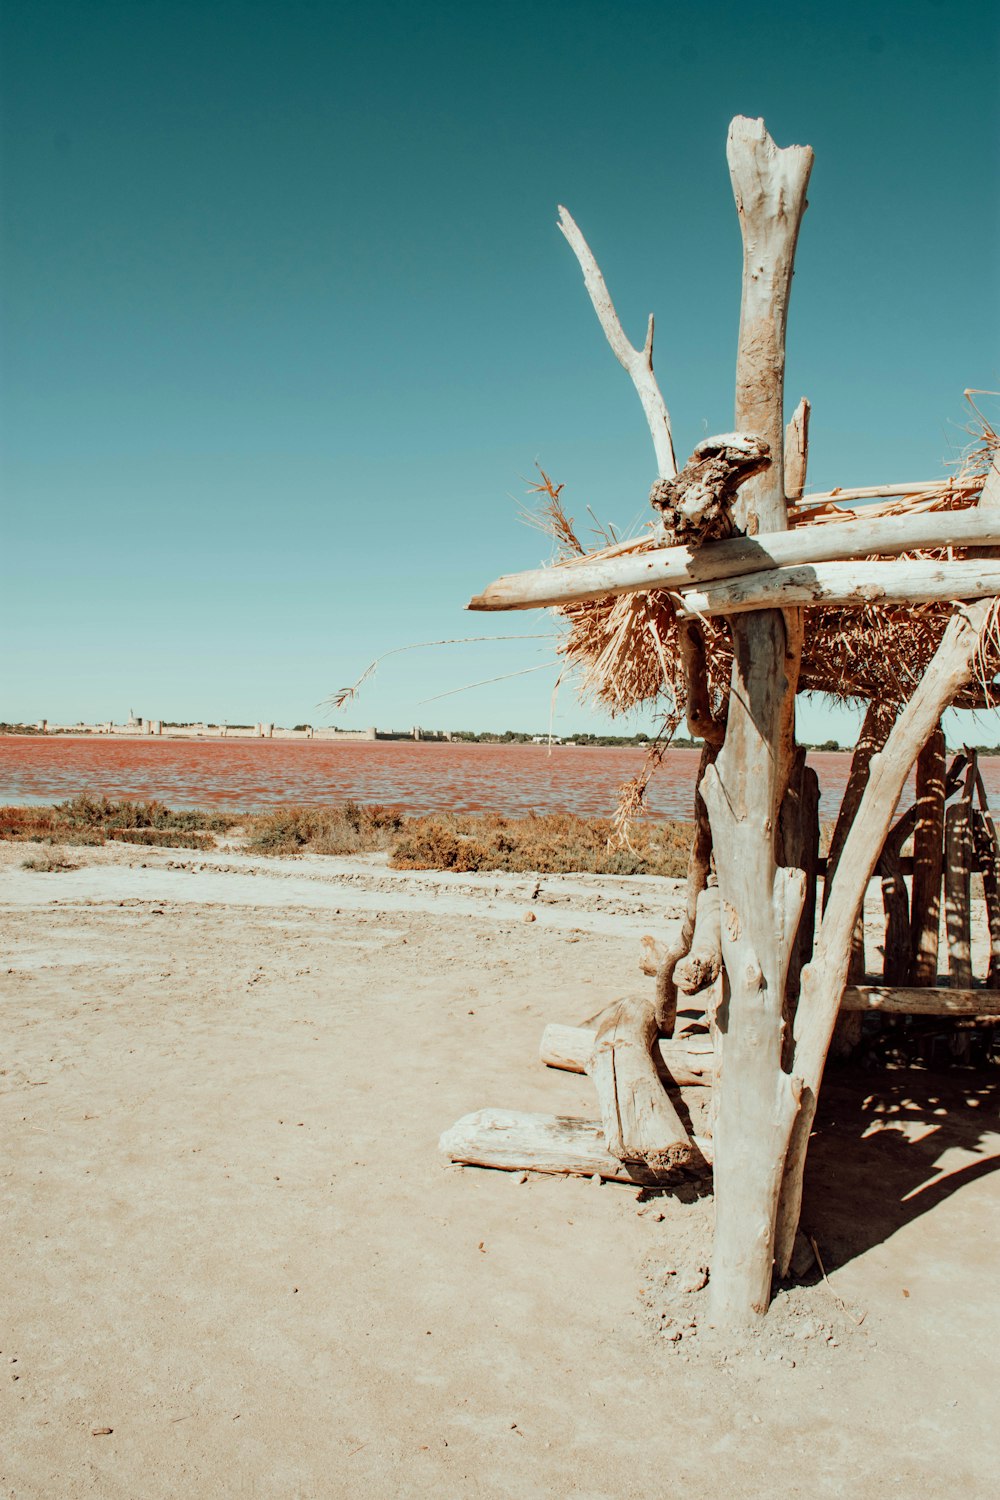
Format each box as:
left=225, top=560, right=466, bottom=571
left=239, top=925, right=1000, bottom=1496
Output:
left=108, top=828, right=215, bottom=850
left=0, top=806, right=104, bottom=845
left=0, top=796, right=238, bottom=847
left=20, top=850, right=80, bottom=872
left=243, top=802, right=404, bottom=856
left=390, top=811, right=692, bottom=877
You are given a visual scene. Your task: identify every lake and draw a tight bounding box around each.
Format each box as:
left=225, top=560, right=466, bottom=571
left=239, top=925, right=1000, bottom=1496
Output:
left=0, top=733, right=937, bottom=822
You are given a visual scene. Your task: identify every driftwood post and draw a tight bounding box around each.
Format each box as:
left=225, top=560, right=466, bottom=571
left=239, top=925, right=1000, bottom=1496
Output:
left=701, top=118, right=813, bottom=1325
left=909, top=727, right=946, bottom=983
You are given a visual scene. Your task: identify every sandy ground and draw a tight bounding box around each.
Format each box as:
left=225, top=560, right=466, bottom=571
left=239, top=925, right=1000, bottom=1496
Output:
left=3, top=840, right=1000, bottom=1499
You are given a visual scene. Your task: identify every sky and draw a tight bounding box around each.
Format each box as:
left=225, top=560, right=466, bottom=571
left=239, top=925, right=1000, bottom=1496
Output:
left=2, top=0, right=998, bottom=742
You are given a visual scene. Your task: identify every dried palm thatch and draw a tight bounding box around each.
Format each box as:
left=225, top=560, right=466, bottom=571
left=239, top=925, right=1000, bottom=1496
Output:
left=542, top=424, right=1000, bottom=718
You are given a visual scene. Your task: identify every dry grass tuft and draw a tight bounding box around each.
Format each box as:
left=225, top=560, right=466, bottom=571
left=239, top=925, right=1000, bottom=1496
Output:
left=390, top=810, right=692, bottom=877
left=242, top=802, right=405, bottom=856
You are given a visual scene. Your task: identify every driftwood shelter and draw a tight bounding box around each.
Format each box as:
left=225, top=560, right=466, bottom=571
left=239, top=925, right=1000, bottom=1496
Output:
left=440, top=117, right=1000, bottom=1328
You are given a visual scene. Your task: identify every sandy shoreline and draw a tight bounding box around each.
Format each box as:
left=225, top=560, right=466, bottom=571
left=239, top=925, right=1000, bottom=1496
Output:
left=3, top=842, right=999, bottom=1497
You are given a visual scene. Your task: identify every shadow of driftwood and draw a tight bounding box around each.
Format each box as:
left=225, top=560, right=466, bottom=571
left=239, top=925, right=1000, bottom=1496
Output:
left=799, top=1065, right=1000, bottom=1273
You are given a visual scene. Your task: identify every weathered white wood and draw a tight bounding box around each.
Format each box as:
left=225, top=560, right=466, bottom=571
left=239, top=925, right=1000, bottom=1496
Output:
left=676, top=559, right=1000, bottom=618
left=467, top=508, right=1000, bottom=613
left=706, top=116, right=813, bottom=1329
left=539, top=1023, right=715, bottom=1084
left=557, top=205, right=677, bottom=480
left=440, top=1108, right=712, bottom=1181
left=841, top=986, right=1000, bottom=1015
left=673, top=884, right=722, bottom=995
left=588, top=997, right=703, bottom=1170
left=784, top=397, right=811, bottom=502
left=774, top=597, right=997, bottom=1276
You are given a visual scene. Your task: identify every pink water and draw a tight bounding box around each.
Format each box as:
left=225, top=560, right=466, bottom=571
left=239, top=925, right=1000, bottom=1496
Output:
left=2, top=736, right=997, bottom=822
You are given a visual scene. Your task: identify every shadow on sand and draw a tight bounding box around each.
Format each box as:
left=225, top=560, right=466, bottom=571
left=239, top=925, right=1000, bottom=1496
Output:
left=800, top=1065, right=1000, bottom=1273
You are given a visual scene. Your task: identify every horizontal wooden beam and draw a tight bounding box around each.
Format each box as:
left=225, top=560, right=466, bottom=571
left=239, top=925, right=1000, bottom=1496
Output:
left=842, top=985, right=1000, bottom=1014
left=469, top=508, right=1000, bottom=613
left=676, top=559, right=1000, bottom=618
left=798, top=480, right=978, bottom=505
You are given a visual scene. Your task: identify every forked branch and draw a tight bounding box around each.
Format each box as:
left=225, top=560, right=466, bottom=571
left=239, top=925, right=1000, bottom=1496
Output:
left=557, top=205, right=677, bottom=479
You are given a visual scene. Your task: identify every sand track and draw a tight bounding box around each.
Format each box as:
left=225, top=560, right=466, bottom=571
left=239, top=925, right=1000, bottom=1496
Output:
left=2, top=843, right=999, bottom=1498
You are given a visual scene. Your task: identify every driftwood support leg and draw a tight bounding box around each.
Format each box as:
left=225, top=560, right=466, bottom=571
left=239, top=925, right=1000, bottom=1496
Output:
left=588, top=997, right=704, bottom=1172
left=774, top=599, right=998, bottom=1277
left=945, top=800, right=974, bottom=988
left=909, top=726, right=946, bottom=984
left=972, top=777, right=1000, bottom=987
left=655, top=741, right=717, bottom=1034
left=878, top=843, right=910, bottom=985
left=826, top=700, right=898, bottom=1053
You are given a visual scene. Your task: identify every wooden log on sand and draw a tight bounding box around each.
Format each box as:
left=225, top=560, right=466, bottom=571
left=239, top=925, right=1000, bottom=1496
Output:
left=588, top=997, right=703, bottom=1171
left=540, top=1023, right=715, bottom=1083
left=439, top=1109, right=712, bottom=1182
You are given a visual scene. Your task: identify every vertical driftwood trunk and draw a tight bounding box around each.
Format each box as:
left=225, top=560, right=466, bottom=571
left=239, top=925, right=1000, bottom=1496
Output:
left=973, top=807, right=1000, bottom=987
left=944, top=800, right=974, bottom=988
left=778, top=750, right=820, bottom=1056
left=879, top=843, right=911, bottom=985
left=909, top=727, right=946, bottom=984
left=825, top=700, right=898, bottom=1051
left=703, top=118, right=813, bottom=1327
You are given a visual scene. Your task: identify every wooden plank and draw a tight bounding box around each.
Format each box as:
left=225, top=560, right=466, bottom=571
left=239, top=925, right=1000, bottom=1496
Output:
left=468, top=507, right=1000, bottom=612
left=439, top=1108, right=712, bottom=1182
left=842, top=985, right=1000, bottom=1015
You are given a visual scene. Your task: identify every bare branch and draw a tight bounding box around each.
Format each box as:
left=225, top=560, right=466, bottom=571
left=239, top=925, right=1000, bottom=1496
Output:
left=784, top=397, right=811, bottom=501
left=557, top=205, right=677, bottom=479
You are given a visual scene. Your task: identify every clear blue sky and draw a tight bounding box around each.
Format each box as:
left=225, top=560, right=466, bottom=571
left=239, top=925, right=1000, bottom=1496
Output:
left=2, top=0, right=998, bottom=741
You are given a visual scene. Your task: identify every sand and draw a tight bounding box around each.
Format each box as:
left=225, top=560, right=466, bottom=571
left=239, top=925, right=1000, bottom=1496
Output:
left=3, top=839, right=999, bottom=1498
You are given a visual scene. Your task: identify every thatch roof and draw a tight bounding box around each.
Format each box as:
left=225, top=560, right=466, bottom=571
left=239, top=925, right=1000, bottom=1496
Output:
left=549, top=431, right=1000, bottom=720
